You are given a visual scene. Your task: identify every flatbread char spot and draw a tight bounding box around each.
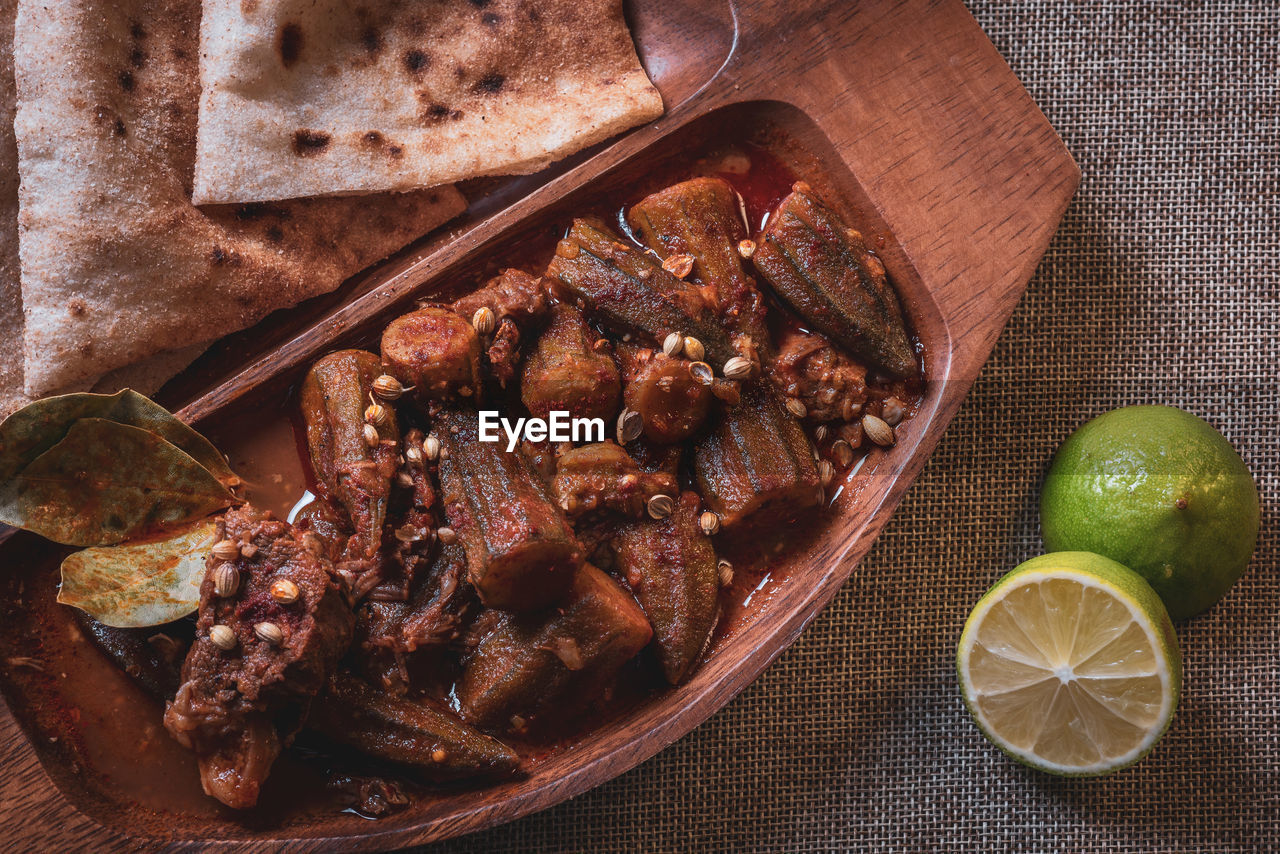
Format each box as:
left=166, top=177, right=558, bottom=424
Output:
left=193, top=0, right=664, bottom=204
left=10, top=0, right=466, bottom=398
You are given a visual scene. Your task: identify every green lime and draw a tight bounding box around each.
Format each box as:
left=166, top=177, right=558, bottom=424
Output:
left=1040, top=405, right=1259, bottom=621
left=957, top=551, right=1181, bottom=776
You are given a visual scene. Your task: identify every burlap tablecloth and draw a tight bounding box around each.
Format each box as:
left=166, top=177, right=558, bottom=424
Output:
left=426, top=2, right=1279, bottom=850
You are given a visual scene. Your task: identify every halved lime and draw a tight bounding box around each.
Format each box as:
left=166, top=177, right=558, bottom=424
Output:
left=957, top=552, right=1181, bottom=776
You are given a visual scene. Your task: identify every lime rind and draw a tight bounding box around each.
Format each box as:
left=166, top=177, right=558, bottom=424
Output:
left=1040, top=405, right=1260, bottom=621
left=957, top=553, right=1182, bottom=777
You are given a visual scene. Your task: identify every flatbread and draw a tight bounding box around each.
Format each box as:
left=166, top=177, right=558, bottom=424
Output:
left=90, top=345, right=208, bottom=397
left=192, top=0, right=663, bottom=204
left=12, top=0, right=466, bottom=399
left=3, top=0, right=204, bottom=417
left=4, top=20, right=204, bottom=424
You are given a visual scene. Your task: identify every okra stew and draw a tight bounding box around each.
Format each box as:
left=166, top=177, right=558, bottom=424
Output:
left=78, top=150, right=923, bottom=818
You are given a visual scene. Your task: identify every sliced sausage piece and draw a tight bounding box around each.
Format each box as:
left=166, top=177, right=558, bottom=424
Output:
left=381, top=307, right=483, bottom=401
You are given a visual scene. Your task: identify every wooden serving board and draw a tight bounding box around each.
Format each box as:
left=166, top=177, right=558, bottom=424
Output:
left=0, top=0, right=1078, bottom=849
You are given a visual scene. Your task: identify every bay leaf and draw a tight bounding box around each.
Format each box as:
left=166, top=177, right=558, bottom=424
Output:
left=0, top=389, right=238, bottom=488
left=0, top=418, right=236, bottom=546
left=58, top=517, right=217, bottom=627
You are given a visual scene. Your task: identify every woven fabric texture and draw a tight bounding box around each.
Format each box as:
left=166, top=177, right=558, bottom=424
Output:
left=426, top=2, right=1279, bottom=850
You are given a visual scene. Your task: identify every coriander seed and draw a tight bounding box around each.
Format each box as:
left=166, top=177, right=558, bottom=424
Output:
left=372, top=374, right=407, bottom=401
left=717, top=559, right=734, bottom=587
left=269, top=578, right=300, bottom=604
left=647, top=494, right=675, bottom=519
left=209, top=625, right=237, bottom=651
left=472, top=306, right=496, bottom=336
left=211, top=539, right=240, bottom=562
left=722, top=356, right=753, bottom=380
left=683, top=336, right=705, bottom=362
left=689, top=361, right=715, bottom=385
left=213, top=563, right=240, bottom=598
left=254, top=622, right=284, bottom=646
left=617, top=409, right=643, bottom=443
left=862, top=414, right=895, bottom=447
left=662, top=253, right=695, bottom=278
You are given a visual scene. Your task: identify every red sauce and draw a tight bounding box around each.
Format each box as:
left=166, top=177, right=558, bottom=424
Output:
left=715, top=143, right=798, bottom=230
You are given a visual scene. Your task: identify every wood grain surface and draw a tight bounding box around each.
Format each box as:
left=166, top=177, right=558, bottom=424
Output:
left=0, top=0, right=1078, bottom=849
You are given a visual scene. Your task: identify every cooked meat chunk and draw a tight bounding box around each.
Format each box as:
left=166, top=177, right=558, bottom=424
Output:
left=292, top=497, right=352, bottom=565
left=453, top=268, right=551, bottom=386
left=767, top=326, right=869, bottom=422
left=452, top=267, right=549, bottom=328
left=163, top=506, right=355, bottom=809
left=368, top=429, right=438, bottom=603
left=550, top=442, right=677, bottom=518
left=325, top=773, right=410, bottom=818
left=381, top=306, right=483, bottom=401
left=361, top=541, right=474, bottom=655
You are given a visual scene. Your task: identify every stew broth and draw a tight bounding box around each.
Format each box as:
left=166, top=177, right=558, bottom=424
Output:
left=0, top=106, right=926, bottom=840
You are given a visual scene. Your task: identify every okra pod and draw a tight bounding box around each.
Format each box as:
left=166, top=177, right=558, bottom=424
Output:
left=628, top=177, right=769, bottom=353
left=435, top=408, right=583, bottom=611
left=521, top=302, right=621, bottom=422
left=381, top=306, right=483, bottom=400
left=74, top=612, right=185, bottom=699
left=79, top=616, right=517, bottom=781
left=613, top=492, right=719, bottom=684
left=692, top=381, right=823, bottom=528
left=310, top=671, right=521, bottom=780
left=547, top=219, right=736, bottom=367
left=753, top=183, right=916, bottom=378
left=457, top=563, right=653, bottom=731
left=300, top=350, right=398, bottom=561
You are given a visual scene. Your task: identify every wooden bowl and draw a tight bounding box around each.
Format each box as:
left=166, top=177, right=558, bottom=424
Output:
left=0, top=0, right=1078, bottom=848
